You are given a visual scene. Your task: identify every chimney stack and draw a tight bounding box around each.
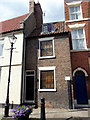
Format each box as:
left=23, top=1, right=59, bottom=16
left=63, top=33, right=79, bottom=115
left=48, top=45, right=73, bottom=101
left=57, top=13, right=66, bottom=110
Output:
left=29, top=0, right=34, bottom=14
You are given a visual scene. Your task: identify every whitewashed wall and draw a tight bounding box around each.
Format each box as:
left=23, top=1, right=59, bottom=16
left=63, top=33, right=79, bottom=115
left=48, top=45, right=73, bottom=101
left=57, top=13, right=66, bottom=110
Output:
left=0, top=32, right=23, bottom=104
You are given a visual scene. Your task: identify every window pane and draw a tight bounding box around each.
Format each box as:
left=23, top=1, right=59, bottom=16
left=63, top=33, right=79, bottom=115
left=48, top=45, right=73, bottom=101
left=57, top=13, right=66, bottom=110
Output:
left=78, top=39, right=85, bottom=49
left=40, top=40, right=53, bottom=57
left=78, top=29, right=84, bottom=38
left=72, top=39, right=77, bottom=49
left=71, top=30, right=77, bottom=39
left=71, top=14, right=75, bottom=20
left=46, top=48, right=52, bottom=56
left=71, top=29, right=85, bottom=50
left=42, top=71, right=47, bottom=80
left=69, top=7, right=74, bottom=14
left=75, top=6, right=80, bottom=12
left=43, top=25, right=48, bottom=33
left=0, top=44, right=4, bottom=56
left=41, top=49, right=46, bottom=56
left=41, top=71, right=54, bottom=89
left=41, top=41, right=46, bottom=49
left=46, top=41, right=50, bottom=48
left=48, top=24, right=52, bottom=32
left=78, top=13, right=81, bottom=19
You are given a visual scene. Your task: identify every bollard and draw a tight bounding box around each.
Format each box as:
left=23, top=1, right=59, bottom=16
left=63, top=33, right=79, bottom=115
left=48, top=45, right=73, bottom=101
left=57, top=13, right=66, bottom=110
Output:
left=41, top=98, right=45, bottom=120
left=11, top=101, right=13, bottom=109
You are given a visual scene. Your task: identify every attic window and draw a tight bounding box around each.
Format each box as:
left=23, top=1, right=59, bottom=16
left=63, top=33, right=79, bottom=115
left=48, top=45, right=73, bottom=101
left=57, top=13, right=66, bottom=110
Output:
left=42, top=23, right=53, bottom=33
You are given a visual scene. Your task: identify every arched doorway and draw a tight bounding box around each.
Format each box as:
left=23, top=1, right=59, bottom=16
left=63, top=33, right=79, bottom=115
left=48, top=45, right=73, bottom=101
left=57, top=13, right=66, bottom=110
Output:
left=75, top=70, right=88, bottom=104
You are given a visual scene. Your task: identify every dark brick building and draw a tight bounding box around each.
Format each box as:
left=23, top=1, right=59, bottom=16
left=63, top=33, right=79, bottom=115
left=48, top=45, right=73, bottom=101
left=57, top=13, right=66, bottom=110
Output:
left=21, top=0, right=90, bottom=109
left=65, top=0, right=90, bottom=108
left=21, top=0, right=72, bottom=108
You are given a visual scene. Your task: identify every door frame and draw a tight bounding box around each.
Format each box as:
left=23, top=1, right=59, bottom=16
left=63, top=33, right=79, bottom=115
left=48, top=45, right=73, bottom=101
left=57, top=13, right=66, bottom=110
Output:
left=24, top=70, right=35, bottom=103
left=73, top=67, right=88, bottom=108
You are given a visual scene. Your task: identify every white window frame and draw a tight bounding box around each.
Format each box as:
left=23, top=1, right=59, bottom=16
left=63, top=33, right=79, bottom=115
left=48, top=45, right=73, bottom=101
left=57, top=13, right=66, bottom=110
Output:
left=67, top=1, right=83, bottom=21
left=69, top=23, right=87, bottom=50
left=38, top=37, right=55, bottom=59
left=0, top=38, right=4, bottom=57
left=38, top=66, right=56, bottom=92
left=71, top=28, right=87, bottom=50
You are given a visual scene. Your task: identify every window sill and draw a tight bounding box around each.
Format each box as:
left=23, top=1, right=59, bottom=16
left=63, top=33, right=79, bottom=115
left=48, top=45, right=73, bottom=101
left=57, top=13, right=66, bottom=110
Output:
left=38, top=89, right=56, bottom=92
left=70, top=49, right=90, bottom=52
left=65, top=18, right=90, bottom=23
left=38, top=55, right=55, bottom=60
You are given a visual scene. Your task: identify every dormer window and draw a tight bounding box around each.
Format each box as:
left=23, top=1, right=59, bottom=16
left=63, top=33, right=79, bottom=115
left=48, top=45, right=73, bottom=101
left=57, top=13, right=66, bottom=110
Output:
left=42, top=23, right=53, bottom=33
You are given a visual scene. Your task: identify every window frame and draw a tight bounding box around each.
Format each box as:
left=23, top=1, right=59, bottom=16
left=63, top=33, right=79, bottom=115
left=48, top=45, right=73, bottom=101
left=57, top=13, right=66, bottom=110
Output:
left=38, top=66, right=56, bottom=92
left=0, top=38, right=4, bottom=57
left=71, top=28, right=87, bottom=50
left=38, top=37, right=55, bottom=59
left=69, top=5, right=82, bottom=20
left=68, top=1, right=83, bottom=21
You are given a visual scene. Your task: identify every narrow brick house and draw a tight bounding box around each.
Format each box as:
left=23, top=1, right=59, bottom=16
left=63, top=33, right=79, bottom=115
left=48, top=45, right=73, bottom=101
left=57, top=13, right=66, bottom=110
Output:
left=22, top=0, right=72, bottom=108
left=64, top=0, right=90, bottom=108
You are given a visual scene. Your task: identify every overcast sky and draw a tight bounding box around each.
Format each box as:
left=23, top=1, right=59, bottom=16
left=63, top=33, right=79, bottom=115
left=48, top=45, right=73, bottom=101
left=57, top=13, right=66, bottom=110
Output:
left=0, top=0, right=65, bottom=23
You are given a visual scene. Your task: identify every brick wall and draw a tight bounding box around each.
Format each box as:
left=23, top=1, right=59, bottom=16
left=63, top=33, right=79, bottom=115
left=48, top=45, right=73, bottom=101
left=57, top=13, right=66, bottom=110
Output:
left=34, top=3, right=43, bottom=28
left=64, top=1, right=90, bottom=21
left=71, top=51, right=89, bottom=72
left=64, top=0, right=90, bottom=102
left=25, top=34, right=72, bottom=108
left=64, top=2, right=70, bottom=21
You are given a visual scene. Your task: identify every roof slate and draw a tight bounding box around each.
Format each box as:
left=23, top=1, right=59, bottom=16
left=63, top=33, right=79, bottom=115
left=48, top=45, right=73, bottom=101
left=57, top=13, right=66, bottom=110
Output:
left=0, top=14, right=28, bottom=34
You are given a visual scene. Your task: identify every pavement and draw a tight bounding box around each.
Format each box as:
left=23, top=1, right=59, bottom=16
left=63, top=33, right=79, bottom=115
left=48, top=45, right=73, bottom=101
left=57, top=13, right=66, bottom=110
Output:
left=0, top=107, right=90, bottom=120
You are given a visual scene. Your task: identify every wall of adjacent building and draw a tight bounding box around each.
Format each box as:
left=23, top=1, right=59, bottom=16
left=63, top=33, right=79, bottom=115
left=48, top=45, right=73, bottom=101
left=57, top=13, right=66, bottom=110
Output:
left=64, top=0, right=90, bottom=106
left=0, top=31, right=23, bottom=105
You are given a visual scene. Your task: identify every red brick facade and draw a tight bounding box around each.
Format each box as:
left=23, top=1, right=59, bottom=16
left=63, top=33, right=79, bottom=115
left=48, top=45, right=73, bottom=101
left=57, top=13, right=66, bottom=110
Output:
left=65, top=0, right=90, bottom=107
left=65, top=1, right=90, bottom=21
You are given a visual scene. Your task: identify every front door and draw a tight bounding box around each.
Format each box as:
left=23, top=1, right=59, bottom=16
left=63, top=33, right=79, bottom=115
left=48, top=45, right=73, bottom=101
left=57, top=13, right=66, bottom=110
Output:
left=25, top=70, right=35, bottom=103
left=75, top=71, right=88, bottom=104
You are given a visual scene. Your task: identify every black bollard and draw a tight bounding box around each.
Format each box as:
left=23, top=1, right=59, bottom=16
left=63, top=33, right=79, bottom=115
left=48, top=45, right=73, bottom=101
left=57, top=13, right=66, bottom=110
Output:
left=41, top=98, right=45, bottom=120
left=11, top=101, right=13, bottom=109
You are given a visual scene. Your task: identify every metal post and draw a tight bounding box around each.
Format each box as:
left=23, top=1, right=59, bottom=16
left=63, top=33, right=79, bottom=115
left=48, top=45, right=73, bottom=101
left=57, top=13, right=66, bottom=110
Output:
left=11, top=101, right=13, bottom=109
left=4, top=43, right=13, bottom=117
left=67, top=80, right=73, bottom=109
left=41, top=98, right=45, bottom=120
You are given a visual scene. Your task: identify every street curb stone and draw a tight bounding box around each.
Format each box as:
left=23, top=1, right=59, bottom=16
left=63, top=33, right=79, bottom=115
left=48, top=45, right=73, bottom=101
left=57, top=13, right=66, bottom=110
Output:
left=1, top=117, right=90, bottom=120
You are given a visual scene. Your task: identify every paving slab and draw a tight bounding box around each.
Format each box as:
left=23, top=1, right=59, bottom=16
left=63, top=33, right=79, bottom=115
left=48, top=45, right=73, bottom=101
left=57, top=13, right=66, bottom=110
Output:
left=1, top=117, right=90, bottom=120
left=30, top=108, right=89, bottom=119
left=0, top=107, right=90, bottom=120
